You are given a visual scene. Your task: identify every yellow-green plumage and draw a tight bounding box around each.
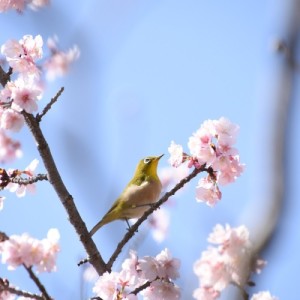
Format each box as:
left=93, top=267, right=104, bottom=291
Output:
left=89, top=155, right=163, bottom=236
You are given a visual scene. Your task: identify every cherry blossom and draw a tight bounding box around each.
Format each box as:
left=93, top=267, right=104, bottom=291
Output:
left=168, top=141, right=184, bottom=167
left=193, top=224, right=266, bottom=299
left=251, top=291, right=278, bottom=300
left=0, top=0, right=49, bottom=12
left=93, top=249, right=181, bottom=300
left=0, top=129, right=22, bottom=163
left=141, top=280, right=180, bottom=300
left=1, top=35, right=43, bottom=77
left=196, top=176, right=222, bottom=207
left=43, top=36, right=80, bottom=81
left=168, top=117, right=244, bottom=206
left=9, top=77, right=43, bottom=113
left=0, top=0, right=25, bottom=13
left=0, top=228, right=60, bottom=273
left=0, top=108, right=24, bottom=132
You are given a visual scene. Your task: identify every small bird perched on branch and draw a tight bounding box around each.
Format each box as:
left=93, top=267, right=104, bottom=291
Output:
left=89, top=154, right=164, bottom=236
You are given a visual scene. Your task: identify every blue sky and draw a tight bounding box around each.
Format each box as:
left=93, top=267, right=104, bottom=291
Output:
left=1, top=1, right=299, bottom=299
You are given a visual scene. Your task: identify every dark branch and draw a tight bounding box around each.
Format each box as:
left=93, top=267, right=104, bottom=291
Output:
left=36, top=87, right=64, bottom=122
left=0, top=278, right=44, bottom=300
left=10, top=173, right=48, bottom=185
left=130, top=280, right=152, bottom=295
left=106, top=165, right=209, bottom=270
left=22, top=111, right=107, bottom=275
left=23, top=265, right=52, bottom=300
left=0, top=66, right=11, bottom=87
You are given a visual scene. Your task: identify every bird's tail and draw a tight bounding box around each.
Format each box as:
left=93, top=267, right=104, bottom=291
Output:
left=89, top=208, right=118, bottom=236
left=89, top=219, right=106, bottom=236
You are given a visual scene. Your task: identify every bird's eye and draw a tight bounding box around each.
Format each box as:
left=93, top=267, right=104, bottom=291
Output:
left=144, top=157, right=151, bottom=164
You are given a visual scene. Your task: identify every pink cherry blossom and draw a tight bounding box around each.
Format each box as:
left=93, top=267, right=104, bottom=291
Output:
left=138, top=256, right=160, bottom=281
left=193, top=286, right=220, bottom=300
left=141, top=280, right=180, bottom=300
left=193, top=224, right=267, bottom=299
left=1, top=35, right=43, bottom=76
left=195, top=176, right=222, bottom=207
left=213, top=117, right=239, bottom=146
left=0, top=129, right=22, bottom=163
left=251, top=291, right=278, bottom=300
left=93, top=248, right=180, bottom=300
left=168, top=141, right=184, bottom=167
left=0, top=290, right=15, bottom=300
left=44, top=36, right=80, bottom=81
left=194, top=247, right=231, bottom=292
left=155, top=248, right=180, bottom=280
left=93, top=271, right=119, bottom=300
left=0, top=229, right=60, bottom=272
left=0, top=109, right=24, bottom=132
left=9, top=78, right=42, bottom=113
left=0, top=0, right=25, bottom=12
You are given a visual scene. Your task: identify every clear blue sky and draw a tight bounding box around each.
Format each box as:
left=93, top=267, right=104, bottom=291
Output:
left=1, top=1, right=299, bottom=299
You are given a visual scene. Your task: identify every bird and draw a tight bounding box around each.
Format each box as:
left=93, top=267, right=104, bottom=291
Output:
left=89, top=154, right=164, bottom=236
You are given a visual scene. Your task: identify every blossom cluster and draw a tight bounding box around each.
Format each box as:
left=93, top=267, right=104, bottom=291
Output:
left=93, top=248, right=180, bottom=300
left=0, top=34, right=79, bottom=164
left=0, top=0, right=49, bottom=13
left=193, top=224, right=277, bottom=300
left=0, top=228, right=60, bottom=273
left=168, top=117, right=244, bottom=206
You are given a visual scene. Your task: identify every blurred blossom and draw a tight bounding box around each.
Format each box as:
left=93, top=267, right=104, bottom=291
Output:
left=251, top=291, right=278, bottom=300
left=148, top=208, right=170, bottom=243
left=193, top=224, right=266, bottom=300
left=0, top=228, right=60, bottom=273
left=0, top=130, right=22, bottom=163
left=44, top=36, right=80, bottom=81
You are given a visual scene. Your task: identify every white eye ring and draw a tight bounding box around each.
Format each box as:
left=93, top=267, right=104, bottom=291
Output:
left=144, top=157, right=151, bottom=164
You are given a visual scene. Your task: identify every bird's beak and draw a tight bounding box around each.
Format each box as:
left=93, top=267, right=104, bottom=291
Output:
left=157, top=154, right=164, bottom=160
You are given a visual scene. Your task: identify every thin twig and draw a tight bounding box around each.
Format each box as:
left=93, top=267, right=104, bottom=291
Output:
left=22, top=111, right=108, bottom=275
left=36, top=87, right=64, bottom=122
left=10, top=173, right=48, bottom=185
left=106, top=165, right=209, bottom=270
left=130, top=280, right=152, bottom=295
left=23, top=265, right=52, bottom=300
left=0, top=278, right=43, bottom=300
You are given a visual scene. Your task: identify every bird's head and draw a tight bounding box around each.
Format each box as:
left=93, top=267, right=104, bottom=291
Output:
left=135, top=154, right=164, bottom=178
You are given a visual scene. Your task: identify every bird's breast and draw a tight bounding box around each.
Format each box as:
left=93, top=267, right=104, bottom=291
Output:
left=121, top=180, right=162, bottom=218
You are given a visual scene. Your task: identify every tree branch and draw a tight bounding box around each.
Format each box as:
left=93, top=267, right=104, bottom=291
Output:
left=23, top=265, right=52, bottom=300
left=0, top=66, right=11, bottom=87
left=10, top=173, right=48, bottom=185
left=36, top=87, right=64, bottom=122
left=22, top=112, right=108, bottom=275
left=0, top=278, right=44, bottom=300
